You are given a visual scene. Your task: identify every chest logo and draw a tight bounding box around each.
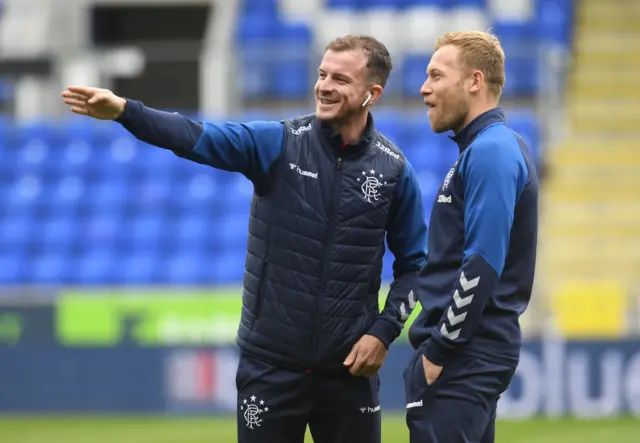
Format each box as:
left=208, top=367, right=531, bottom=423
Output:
left=289, top=163, right=318, bottom=179
left=441, top=160, right=459, bottom=191
left=357, top=169, right=387, bottom=203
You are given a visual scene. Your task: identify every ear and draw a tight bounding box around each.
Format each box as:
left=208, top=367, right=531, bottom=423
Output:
left=469, top=70, right=484, bottom=94
left=367, top=85, right=384, bottom=107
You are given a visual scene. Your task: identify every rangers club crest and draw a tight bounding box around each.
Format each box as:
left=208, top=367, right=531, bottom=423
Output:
left=357, top=169, right=387, bottom=203
left=240, top=395, right=269, bottom=429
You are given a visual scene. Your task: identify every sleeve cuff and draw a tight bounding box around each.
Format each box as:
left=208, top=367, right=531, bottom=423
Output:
left=422, top=338, right=450, bottom=366
left=114, top=98, right=143, bottom=124
left=367, top=317, right=401, bottom=349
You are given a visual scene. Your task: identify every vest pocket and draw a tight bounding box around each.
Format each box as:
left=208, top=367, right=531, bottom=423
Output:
left=253, top=261, right=268, bottom=321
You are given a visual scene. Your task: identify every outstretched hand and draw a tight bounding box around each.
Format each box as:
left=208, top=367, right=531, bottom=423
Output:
left=61, top=86, right=127, bottom=120
left=343, top=334, right=388, bottom=377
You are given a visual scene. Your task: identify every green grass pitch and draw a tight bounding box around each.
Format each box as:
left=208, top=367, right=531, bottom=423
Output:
left=0, top=414, right=638, bottom=442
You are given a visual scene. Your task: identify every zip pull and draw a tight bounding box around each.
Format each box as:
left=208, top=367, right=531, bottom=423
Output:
left=337, top=157, right=343, bottom=170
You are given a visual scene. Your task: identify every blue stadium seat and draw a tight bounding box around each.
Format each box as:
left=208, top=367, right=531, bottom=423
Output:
left=212, top=252, right=248, bottom=283
left=129, top=177, right=172, bottom=214
left=0, top=215, right=32, bottom=249
left=367, top=0, right=403, bottom=9
left=165, top=253, right=209, bottom=285
left=508, top=112, right=540, bottom=163
left=80, top=212, right=123, bottom=251
left=89, top=180, right=129, bottom=210
left=401, top=55, right=429, bottom=98
left=372, top=111, right=404, bottom=146
left=326, top=0, right=361, bottom=9
left=39, top=215, right=77, bottom=250
left=492, top=22, right=538, bottom=97
left=124, top=214, right=165, bottom=251
left=235, top=14, right=281, bottom=98
left=116, top=252, right=159, bottom=284
left=404, top=0, right=446, bottom=6
left=27, top=253, right=66, bottom=284
left=240, top=0, right=278, bottom=17
left=272, top=23, right=313, bottom=100
left=72, top=250, right=115, bottom=285
left=536, top=0, right=574, bottom=47
left=173, top=214, right=208, bottom=246
left=4, top=175, right=43, bottom=217
left=0, top=252, right=24, bottom=284
left=451, top=0, right=484, bottom=6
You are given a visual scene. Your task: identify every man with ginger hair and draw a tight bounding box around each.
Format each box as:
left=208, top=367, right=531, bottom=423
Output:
left=403, top=31, right=539, bottom=443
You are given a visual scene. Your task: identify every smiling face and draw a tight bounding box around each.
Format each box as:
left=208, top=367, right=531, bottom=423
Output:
left=314, top=49, right=372, bottom=124
left=420, top=45, right=472, bottom=134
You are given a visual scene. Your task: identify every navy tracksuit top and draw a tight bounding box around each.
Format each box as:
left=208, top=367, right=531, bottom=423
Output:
left=116, top=100, right=428, bottom=373
left=409, top=107, right=539, bottom=367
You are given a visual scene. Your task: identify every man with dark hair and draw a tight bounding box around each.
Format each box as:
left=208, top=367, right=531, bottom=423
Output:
left=62, top=34, right=427, bottom=443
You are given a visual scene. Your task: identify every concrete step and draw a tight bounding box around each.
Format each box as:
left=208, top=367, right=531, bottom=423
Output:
left=547, top=174, right=640, bottom=190
left=536, top=268, right=637, bottom=288
left=569, top=69, right=640, bottom=100
left=567, top=102, right=640, bottom=133
left=549, top=150, right=640, bottom=166
left=579, top=1, right=640, bottom=20
left=577, top=21, right=640, bottom=33
left=540, top=201, right=640, bottom=214
left=551, top=138, right=640, bottom=151
left=537, top=258, right=640, bottom=280
left=542, top=212, right=640, bottom=231
left=542, top=243, right=640, bottom=260
left=543, top=225, right=640, bottom=239
left=546, top=187, right=640, bottom=203
left=570, top=118, right=640, bottom=135
left=569, top=100, right=640, bottom=116
left=576, top=33, right=640, bottom=53
left=575, top=52, right=640, bottom=68
left=569, top=88, right=640, bottom=101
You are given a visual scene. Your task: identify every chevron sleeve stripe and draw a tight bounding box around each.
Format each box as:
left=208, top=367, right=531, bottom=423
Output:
left=422, top=257, right=498, bottom=365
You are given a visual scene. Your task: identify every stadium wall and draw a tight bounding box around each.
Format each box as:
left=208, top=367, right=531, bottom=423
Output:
left=1, top=290, right=639, bottom=419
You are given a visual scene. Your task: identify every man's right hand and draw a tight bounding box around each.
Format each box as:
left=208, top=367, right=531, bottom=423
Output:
left=61, top=86, right=127, bottom=120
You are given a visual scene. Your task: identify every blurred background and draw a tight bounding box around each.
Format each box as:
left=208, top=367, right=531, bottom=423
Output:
left=1, top=0, right=640, bottom=441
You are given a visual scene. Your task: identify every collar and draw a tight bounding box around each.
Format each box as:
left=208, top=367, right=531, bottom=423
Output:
left=318, top=112, right=375, bottom=155
left=449, top=107, right=506, bottom=152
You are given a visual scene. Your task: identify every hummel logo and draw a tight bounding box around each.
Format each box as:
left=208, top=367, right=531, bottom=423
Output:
left=406, top=400, right=423, bottom=409
left=289, top=163, right=318, bottom=179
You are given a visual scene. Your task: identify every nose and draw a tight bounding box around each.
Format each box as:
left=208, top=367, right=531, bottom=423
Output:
left=318, top=79, right=334, bottom=95
left=420, top=79, right=431, bottom=97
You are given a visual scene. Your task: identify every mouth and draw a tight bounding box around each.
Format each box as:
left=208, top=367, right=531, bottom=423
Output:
left=319, top=98, right=339, bottom=106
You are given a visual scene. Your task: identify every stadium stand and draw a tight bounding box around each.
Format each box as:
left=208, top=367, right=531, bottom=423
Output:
left=0, top=0, right=579, bottom=334
left=235, top=0, right=573, bottom=101
left=536, top=0, right=640, bottom=338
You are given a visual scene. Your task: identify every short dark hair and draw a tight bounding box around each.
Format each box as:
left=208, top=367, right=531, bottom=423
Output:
left=325, top=35, right=393, bottom=88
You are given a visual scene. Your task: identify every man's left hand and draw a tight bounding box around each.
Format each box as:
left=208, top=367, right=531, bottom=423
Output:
left=343, top=335, right=388, bottom=377
left=422, top=355, right=443, bottom=385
